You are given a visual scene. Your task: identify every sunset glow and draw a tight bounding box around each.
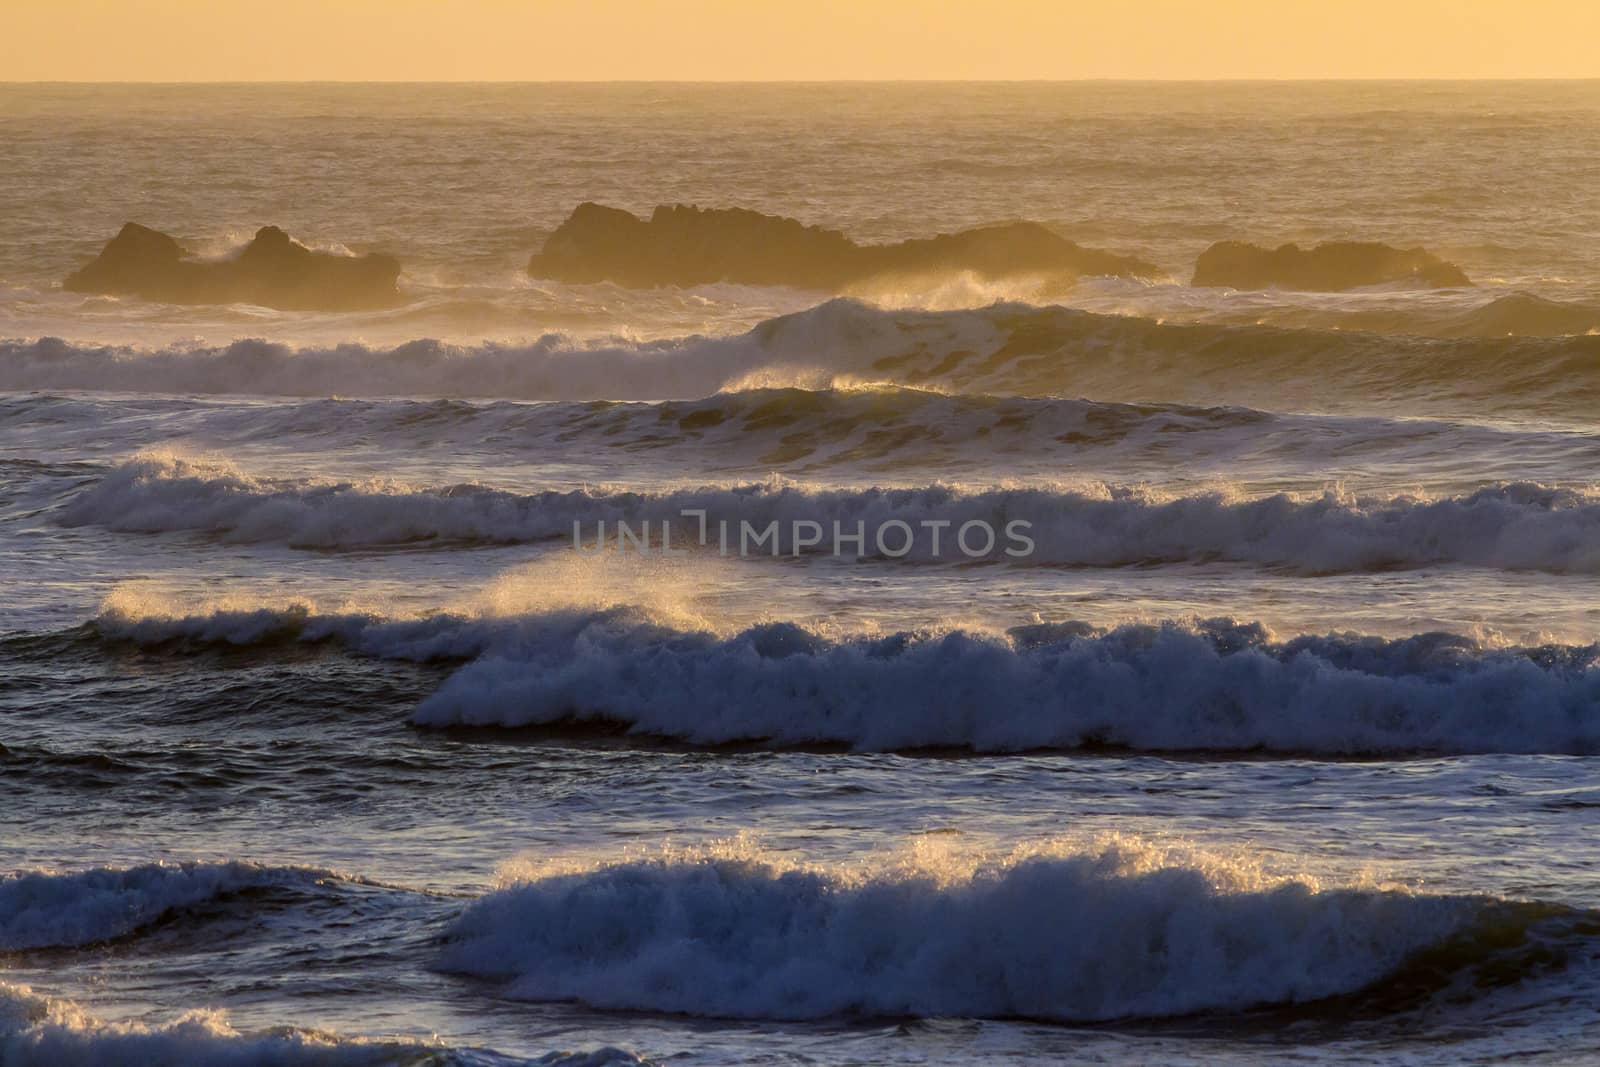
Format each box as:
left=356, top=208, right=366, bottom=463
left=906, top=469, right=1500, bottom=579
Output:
left=4, top=5, right=1600, bottom=1065
left=4, top=0, right=1600, bottom=81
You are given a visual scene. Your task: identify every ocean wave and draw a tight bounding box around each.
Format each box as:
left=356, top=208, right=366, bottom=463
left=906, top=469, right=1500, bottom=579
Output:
left=5, top=298, right=1600, bottom=416
left=1430, top=292, right=1600, bottom=336
left=14, top=388, right=1597, bottom=483
left=411, top=612, right=1600, bottom=755
left=1073, top=287, right=1600, bottom=340
left=440, top=834, right=1570, bottom=1022
left=1238, top=291, right=1600, bottom=339
left=0, top=861, right=348, bottom=950
left=90, top=596, right=505, bottom=661
left=0, top=981, right=651, bottom=1066
left=62, top=453, right=1600, bottom=574
left=88, top=600, right=1600, bottom=756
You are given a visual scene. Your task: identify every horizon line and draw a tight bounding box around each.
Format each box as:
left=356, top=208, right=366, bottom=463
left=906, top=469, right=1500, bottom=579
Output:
left=5, top=76, right=1600, bottom=86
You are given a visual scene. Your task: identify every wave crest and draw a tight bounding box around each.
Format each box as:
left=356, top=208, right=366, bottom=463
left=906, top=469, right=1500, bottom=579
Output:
left=441, top=834, right=1534, bottom=1022
left=5, top=299, right=1600, bottom=417
left=61, top=453, right=1600, bottom=574
left=0, top=980, right=652, bottom=1066
left=410, top=612, right=1600, bottom=755
left=0, top=861, right=345, bottom=951
left=82, top=599, right=1600, bottom=756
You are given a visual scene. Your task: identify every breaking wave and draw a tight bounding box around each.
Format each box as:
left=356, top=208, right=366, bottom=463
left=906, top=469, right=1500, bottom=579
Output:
left=0, top=981, right=652, bottom=1066
left=87, top=600, right=1600, bottom=755
left=440, top=834, right=1583, bottom=1023
left=61, top=453, right=1600, bottom=574
left=0, top=861, right=351, bottom=950
left=5, top=298, right=1600, bottom=417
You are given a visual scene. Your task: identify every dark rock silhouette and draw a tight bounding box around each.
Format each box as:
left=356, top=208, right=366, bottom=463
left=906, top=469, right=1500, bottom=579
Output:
left=527, top=203, right=1163, bottom=289
left=64, top=223, right=403, bottom=310
left=1192, top=240, right=1471, bottom=291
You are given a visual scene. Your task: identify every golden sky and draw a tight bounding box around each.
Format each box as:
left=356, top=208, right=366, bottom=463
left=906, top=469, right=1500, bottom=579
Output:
left=3, top=0, right=1598, bottom=81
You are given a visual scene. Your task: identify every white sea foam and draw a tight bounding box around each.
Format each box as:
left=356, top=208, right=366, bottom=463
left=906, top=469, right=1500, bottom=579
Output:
left=62, top=452, right=1600, bottom=574
left=90, top=552, right=714, bottom=656
left=0, top=983, right=425, bottom=1067
left=90, top=597, right=1600, bottom=756
left=439, top=834, right=1479, bottom=1022
left=0, top=981, right=652, bottom=1066
left=411, top=612, right=1600, bottom=755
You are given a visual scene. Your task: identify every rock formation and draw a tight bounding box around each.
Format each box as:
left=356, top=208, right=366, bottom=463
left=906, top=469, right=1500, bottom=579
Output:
left=64, top=223, right=403, bottom=310
left=527, top=203, right=1163, bottom=289
left=1192, top=240, right=1471, bottom=291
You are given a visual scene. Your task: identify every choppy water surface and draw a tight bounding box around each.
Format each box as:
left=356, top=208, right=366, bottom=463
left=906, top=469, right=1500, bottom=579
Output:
left=3, top=82, right=1600, bottom=1065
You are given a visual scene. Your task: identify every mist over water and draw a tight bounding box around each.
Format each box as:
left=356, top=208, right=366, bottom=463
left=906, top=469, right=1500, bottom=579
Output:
left=4, top=82, right=1600, bottom=1066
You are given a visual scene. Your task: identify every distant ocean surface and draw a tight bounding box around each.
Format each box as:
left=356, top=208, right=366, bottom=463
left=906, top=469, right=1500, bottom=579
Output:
left=2, top=82, right=1600, bottom=1065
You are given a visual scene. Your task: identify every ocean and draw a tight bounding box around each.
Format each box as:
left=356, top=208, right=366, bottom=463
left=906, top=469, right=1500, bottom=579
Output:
left=2, top=81, right=1599, bottom=1065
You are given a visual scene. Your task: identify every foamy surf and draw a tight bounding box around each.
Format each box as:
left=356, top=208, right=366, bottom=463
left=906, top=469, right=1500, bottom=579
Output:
left=0, top=861, right=349, bottom=951
left=0, top=981, right=654, bottom=1066
left=84, top=598, right=1600, bottom=755
left=439, top=834, right=1548, bottom=1023
left=61, top=453, right=1600, bottom=574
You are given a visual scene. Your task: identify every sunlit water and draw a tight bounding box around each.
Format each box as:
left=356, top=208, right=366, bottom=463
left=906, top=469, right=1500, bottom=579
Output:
left=2, top=82, right=1600, bottom=1065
